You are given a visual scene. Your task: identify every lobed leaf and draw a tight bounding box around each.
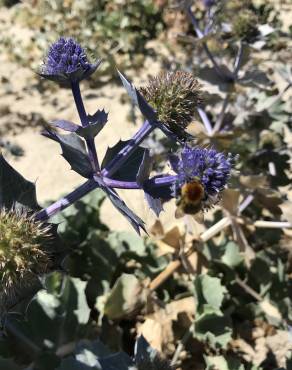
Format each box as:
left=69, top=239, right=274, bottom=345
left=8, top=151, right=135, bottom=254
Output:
left=102, top=140, right=146, bottom=182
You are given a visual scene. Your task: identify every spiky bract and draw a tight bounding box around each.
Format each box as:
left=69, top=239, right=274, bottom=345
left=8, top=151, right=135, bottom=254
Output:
left=140, top=71, right=202, bottom=140
left=0, top=210, right=52, bottom=295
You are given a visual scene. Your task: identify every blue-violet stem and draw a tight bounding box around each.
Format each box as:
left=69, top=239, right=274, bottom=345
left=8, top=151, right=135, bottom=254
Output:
left=101, top=120, right=155, bottom=178
left=102, top=175, right=177, bottom=189
left=185, top=6, right=232, bottom=82
left=36, top=180, right=98, bottom=221
left=71, top=81, right=100, bottom=172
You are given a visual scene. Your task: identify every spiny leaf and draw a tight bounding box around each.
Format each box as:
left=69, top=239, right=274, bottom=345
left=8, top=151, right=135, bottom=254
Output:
left=77, top=109, right=109, bottom=139
left=0, top=154, right=38, bottom=211
left=104, top=273, right=146, bottom=320
left=102, top=140, right=146, bottom=182
left=43, top=130, right=92, bottom=178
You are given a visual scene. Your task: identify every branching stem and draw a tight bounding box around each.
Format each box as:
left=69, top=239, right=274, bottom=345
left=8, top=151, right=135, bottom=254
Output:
left=185, top=6, right=230, bottom=82
left=36, top=180, right=98, bottom=221
left=101, top=120, right=155, bottom=178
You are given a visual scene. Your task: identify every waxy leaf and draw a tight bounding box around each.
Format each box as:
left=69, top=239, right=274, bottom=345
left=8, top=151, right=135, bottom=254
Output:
left=118, top=70, right=157, bottom=123
left=51, top=119, right=79, bottom=132
left=239, top=69, right=272, bottom=88
left=0, top=154, right=38, bottom=210
left=5, top=276, right=91, bottom=356
left=77, top=109, right=109, bottom=139
left=43, top=130, right=93, bottom=178
left=195, top=307, right=232, bottom=349
left=195, top=275, right=227, bottom=311
left=104, top=273, right=146, bottom=320
left=102, top=140, right=146, bottom=182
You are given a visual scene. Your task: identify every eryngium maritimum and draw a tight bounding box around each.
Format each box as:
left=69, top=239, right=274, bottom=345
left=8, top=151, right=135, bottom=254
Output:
left=0, top=210, right=52, bottom=295
left=170, top=147, right=234, bottom=207
left=40, top=37, right=101, bottom=84
left=140, top=71, right=202, bottom=140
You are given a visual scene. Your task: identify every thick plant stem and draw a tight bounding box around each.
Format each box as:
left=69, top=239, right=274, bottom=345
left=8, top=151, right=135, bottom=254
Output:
left=101, top=120, right=155, bottom=178
left=36, top=180, right=98, bottom=221
left=71, top=82, right=100, bottom=172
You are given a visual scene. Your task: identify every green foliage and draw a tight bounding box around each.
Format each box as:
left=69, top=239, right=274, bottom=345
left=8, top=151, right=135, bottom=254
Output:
left=194, top=275, right=232, bottom=349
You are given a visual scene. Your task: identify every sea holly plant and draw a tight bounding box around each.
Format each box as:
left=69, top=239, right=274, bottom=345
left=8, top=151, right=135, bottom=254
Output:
left=35, top=36, right=235, bottom=232
left=0, top=36, right=235, bottom=315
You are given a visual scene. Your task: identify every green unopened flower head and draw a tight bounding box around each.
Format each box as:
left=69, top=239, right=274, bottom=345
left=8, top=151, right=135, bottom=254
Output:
left=232, top=9, right=258, bottom=40
left=140, top=71, right=202, bottom=140
left=0, top=209, right=52, bottom=296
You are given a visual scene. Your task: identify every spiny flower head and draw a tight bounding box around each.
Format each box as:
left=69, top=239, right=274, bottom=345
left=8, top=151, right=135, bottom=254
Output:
left=170, top=146, right=234, bottom=207
left=0, top=209, right=52, bottom=295
left=40, top=37, right=101, bottom=84
left=232, top=9, right=258, bottom=40
left=140, top=71, right=202, bottom=140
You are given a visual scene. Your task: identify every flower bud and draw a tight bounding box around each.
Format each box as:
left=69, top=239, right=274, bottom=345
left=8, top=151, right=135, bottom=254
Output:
left=140, top=71, right=202, bottom=140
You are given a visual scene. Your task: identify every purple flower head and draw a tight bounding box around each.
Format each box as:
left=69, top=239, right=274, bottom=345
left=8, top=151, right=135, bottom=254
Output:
left=40, top=37, right=101, bottom=85
left=170, top=146, right=235, bottom=207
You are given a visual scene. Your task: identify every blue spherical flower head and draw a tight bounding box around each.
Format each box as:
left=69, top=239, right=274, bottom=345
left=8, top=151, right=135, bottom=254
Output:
left=170, top=146, right=235, bottom=210
left=40, top=37, right=101, bottom=85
